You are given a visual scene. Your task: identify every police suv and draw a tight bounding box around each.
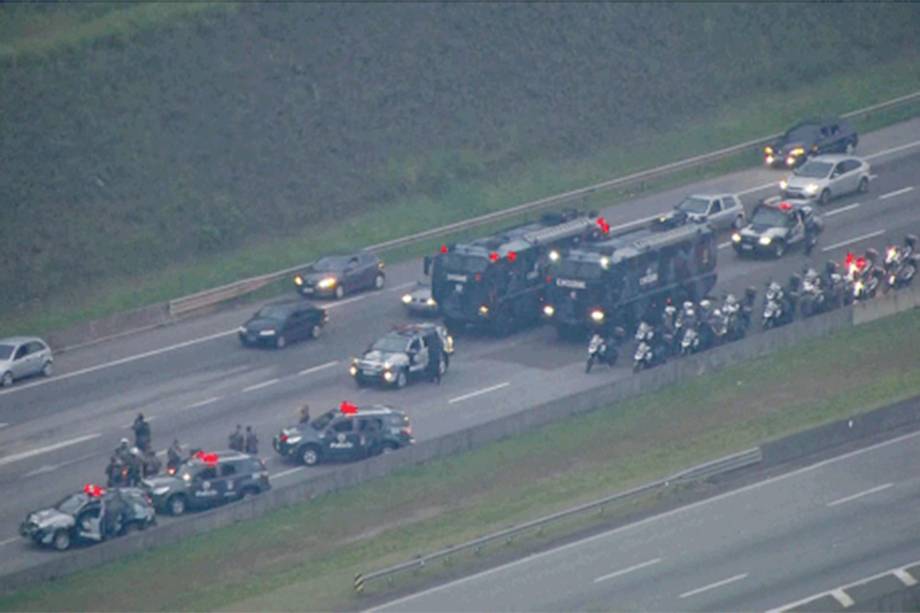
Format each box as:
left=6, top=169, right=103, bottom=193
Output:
left=731, top=198, right=824, bottom=258
left=142, top=451, right=270, bottom=516
left=273, top=402, right=415, bottom=466
left=349, top=323, right=453, bottom=388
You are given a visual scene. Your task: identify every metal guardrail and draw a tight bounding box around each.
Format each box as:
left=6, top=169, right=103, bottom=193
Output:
left=167, top=90, right=920, bottom=319
left=353, top=446, right=763, bottom=593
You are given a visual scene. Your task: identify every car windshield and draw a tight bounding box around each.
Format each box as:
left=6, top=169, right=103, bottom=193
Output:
left=55, top=493, right=88, bottom=515
left=795, top=161, right=833, bottom=179
left=370, top=335, right=408, bottom=353
left=311, top=256, right=350, bottom=272
left=311, top=410, right=336, bottom=431
left=0, top=344, right=13, bottom=360
left=676, top=197, right=710, bottom=215
left=784, top=124, right=819, bottom=143
left=751, top=207, right=789, bottom=226
left=441, top=253, right=489, bottom=274
left=255, top=305, right=291, bottom=321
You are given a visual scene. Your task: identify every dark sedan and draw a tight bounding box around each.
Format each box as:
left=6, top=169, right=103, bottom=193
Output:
left=293, top=253, right=385, bottom=299
left=238, top=300, right=327, bottom=349
left=763, top=119, right=858, bottom=168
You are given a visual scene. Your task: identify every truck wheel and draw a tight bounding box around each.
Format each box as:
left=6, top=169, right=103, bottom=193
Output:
left=53, top=530, right=71, bottom=551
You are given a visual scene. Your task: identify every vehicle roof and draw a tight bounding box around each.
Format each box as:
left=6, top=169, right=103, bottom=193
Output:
left=564, top=223, right=710, bottom=263
left=758, top=198, right=811, bottom=212
left=188, top=450, right=253, bottom=463
left=0, top=336, right=45, bottom=345
left=806, top=154, right=862, bottom=164
left=451, top=213, right=599, bottom=256
left=687, top=193, right=736, bottom=200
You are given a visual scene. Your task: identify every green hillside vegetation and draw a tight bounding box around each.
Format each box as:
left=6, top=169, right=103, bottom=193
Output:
left=2, top=3, right=919, bottom=328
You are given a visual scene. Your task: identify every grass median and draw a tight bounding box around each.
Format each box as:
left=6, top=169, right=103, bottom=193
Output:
left=2, top=306, right=919, bottom=612
left=3, top=57, right=919, bottom=337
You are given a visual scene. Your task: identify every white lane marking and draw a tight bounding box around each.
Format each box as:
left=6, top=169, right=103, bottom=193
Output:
left=273, top=467, right=305, bottom=480
left=448, top=382, right=511, bottom=404
left=593, top=558, right=662, bottom=583
left=737, top=181, right=778, bottom=196
left=679, top=573, right=748, bottom=599
left=718, top=241, right=732, bottom=250
left=821, top=230, right=886, bottom=252
left=826, top=482, right=893, bottom=507
left=23, top=452, right=99, bottom=479
left=894, top=568, right=918, bottom=586
left=825, top=202, right=861, bottom=217
left=869, top=174, right=879, bottom=180
left=830, top=588, right=855, bottom=607
left=189, top=396, right=221, bottom=409
left=0, top=537, right=18, bottom=547
left=387, top=281, right=417, bottom=292
left=298, top=360, right=339, bottom=376
left=325, top=294, right=371, bottom=309
left=879, top=186, right=914, bottom=200
left=242, top=378, right=279, bottom=393
left=0, top=423, right=7, bottom=430
left=370, top=428, right=920, bottom=613
left=0, top=433, right=101, bottom=468
left=0, top=328, right=237, bottom=398
left=865, top=138, right=920, bottom=160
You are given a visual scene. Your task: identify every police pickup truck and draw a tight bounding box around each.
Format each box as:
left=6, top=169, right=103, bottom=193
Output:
left=349, top=323, right=453, bottom=388
left=273, top=402, right=415, bottom=466
left=731, top=198, right=823, bottom=258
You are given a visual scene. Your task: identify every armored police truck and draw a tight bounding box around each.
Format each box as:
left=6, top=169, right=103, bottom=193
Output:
left=542, top=222, right=717, bottom=336
left=426, top=211, right=607, bottom=335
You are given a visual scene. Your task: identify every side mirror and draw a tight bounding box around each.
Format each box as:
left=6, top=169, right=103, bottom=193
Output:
left=423, top=256, right=432, bottom=277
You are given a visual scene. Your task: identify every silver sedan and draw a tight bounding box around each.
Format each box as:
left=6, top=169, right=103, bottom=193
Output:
left=780, top=155, right=870, bottom=205
left=0, top=336, right=54, bottom=387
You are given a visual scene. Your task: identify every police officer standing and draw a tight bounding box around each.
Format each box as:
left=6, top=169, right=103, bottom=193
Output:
left=298, top=403, right=311, bottom=424
left=167, top=439, right=183, bottom=473
left=427, top=334, right=444, bottom=384
left=245, top=426, right=258, bottom=455
left=228, top=425, right=244, bottom=452
left=133, top=413, right=151, bottom=453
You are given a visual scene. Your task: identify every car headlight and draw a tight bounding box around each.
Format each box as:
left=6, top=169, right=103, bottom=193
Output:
left=383, top=370, right=396, bottom=382
left=426, top=297, right=437, bottom=307
left=293, top=275, right=303, bottom=286
left=259, top=329, right=276, bottom=336
left=599, top=256, right=610, bottom=270
left=543, top=304, right=555, bottom=317
left=785, top=157, right=796, bottom=167
left=348, top=365, right=358, bottom=376
left=182, top=473, right=191, bottom=482
left=731, top=233, right=742, bottom=243
left=764, top=146, right=774, bottom=155
left=444, top=335, right=454, bottom=353
left=765, top=155, right=775, bottom=165
left=590, top=310, right=605, bottom=322
left=152, top=486, right=170, bottom=496
left=759, top=236, right=772, bottom=246
left=791, top=147, right=805, bottom=156
left=548, top=250, right=560, bottom=262
left=478, top=305, right=489, bottom=316
left=401, top=294, right=412, bottom=304
left=317, top=277, right=337, bottom=289
left=779, top=180, right=788, bottom=190
left=383, top=361, right=392, bottom=370
left=804, top=183, right=819, bottom=195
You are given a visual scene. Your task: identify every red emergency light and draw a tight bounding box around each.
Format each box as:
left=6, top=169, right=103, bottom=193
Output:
left=83, top=484, right=106, bottom=497
left=194, top=451, right=219, bottom=465
left=340, top=401, right=359, bottom=415
left=489, top=251, right=499, bottom=262
left=506, top=251, right=517, bottom=262
left=778, top=201, right=792, bottom=211
left=440, top=244, right=449, bottom=254
left=596, top=217, right=611, bottom=234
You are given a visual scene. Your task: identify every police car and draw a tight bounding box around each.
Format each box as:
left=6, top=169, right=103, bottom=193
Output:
left=731, top=198, right=824, bottom=258
left=273, top=402, right=415, bottom=466
left=349, top=324, right=454, bottom=388
left=20, top=484, right=155, bottom=551
left=142, top=451, right=270, bottom=516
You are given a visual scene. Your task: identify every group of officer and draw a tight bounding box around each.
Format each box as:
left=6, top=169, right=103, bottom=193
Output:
left=105, top=413, right=161, bottom=487
left=227, top=424, right=259, bottom=455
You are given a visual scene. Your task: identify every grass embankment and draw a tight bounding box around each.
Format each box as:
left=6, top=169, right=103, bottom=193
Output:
left=3, top=307, right=919, bottom=612
left=2, top=3, right=919, bottom=334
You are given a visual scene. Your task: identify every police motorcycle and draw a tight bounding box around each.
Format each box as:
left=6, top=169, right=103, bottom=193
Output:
left=882, top=235, right=918, bottom=291
left=762, top=280, right=795, bottom=329
left=585, top=329, right=622, bottom=373
left=846, top=249, right=883, bottom=301
left=798, top=267, right=827, bottom=318
left=721, top=293, right=751, bottom=341
left=633, top=321, right=667, bottom=373
left=676, top=301, right=702, bottom=355
left=695, top=299, right=728, bottom=351
left=660, top=302, right=680, bottom=354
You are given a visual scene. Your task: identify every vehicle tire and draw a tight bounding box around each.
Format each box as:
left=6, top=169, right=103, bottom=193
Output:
left=300, top=445, right=321, bottom=466
left=168, top=495, right=187, bottom=517
left=334, top=285, right=345, bottom=300
left=52, top=530, right=71, bottom=551
left=310, top=324, right=322, bottom=339
left=381, top=443, right=399, bottom=455
left=374, top=273, right=385, bottom=290
left=274, top=334, right=287, bottom=350
left=438, top=357, right=447, bottom=376
left=41, top=361, right=53, bottom=377
left=240, top=487, right=259, bottom=500
left=773, top=241, right=786, bottom=258
left=732, top=216, right=744, bottom=230
left=819, top=189, right=831, bottom=206
left=395, top=369, right=408, bottom=389
left=858, top=177, right=869, bottom=193
left=0, top=371, right=12, bottom=387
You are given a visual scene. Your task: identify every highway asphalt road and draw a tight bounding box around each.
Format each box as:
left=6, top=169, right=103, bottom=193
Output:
left=1, top=118, right=920, bottom=576
left=374, top=428, right=920, bottom=612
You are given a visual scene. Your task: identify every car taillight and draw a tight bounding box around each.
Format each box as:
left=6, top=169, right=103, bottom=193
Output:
left=279, top=434, right=288, bottom=443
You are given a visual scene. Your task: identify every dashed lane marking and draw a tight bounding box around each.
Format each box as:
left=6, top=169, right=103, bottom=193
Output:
left=273, top=467, right=306, bottom=480
left=821, top=230, right=885, bottom=252
left=22, top=452, right=99, bottom=479
left=0, top=433, right=101, bottom=468
left=826, top=482, right=893, bottom=507
left=0, top=537, right=18, bottom=547
left=737, top=181, right=778, bottom=196
left=830, top=588, right=855, bottom=607
left=189, top=396, right=221, bottom=409
left=448, top=382, right=511, bottom=404
left=825, top=202, right=861, bottom=217
left=679, top=573, right=748, bottom=599
left=718, top=241, right=732, bottom=250
left=594, top=558, right=662, bottom=583
left=865, top=138, right=920, bottom=160
left=298, top=360, right=339, bottom=376
left=242, top=379, right=280, bottom=393
left=879, top=186, right=914, bottom=200
left=387, top=281, right=417, bottom=292
left=894, top=569, right=918, bottom=586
